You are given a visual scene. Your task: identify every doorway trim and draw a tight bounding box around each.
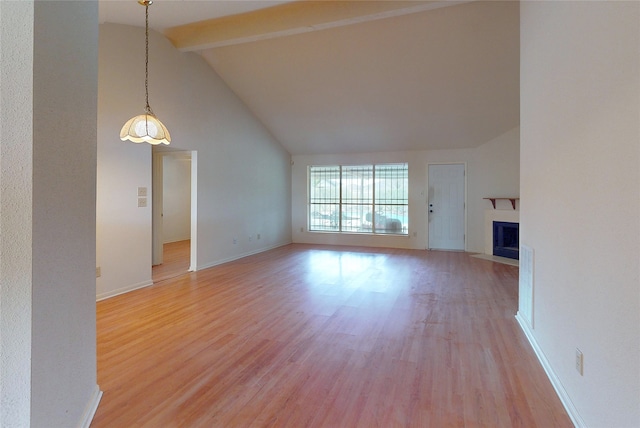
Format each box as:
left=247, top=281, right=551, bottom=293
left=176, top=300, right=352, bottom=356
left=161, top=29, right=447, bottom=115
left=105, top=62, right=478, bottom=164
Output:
left=152, top=148, right=198, bottom=272
left=188, top=151, right=197, bottom=272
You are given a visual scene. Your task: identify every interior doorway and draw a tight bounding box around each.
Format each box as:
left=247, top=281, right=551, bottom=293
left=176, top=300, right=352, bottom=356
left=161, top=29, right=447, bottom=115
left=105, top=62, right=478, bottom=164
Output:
left=427, top=163, right=466, bottom=250
left=152, top=148, right=197, bottom=282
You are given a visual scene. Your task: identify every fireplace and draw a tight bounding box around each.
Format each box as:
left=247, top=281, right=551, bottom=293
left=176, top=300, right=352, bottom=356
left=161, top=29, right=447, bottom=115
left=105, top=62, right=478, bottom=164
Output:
left=493, top=221, right=519, bottom=260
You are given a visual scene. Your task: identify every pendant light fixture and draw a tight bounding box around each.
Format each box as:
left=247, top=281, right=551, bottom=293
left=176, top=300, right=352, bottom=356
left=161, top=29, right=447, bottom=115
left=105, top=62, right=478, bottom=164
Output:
left=120, top=0, right=171, bottom=145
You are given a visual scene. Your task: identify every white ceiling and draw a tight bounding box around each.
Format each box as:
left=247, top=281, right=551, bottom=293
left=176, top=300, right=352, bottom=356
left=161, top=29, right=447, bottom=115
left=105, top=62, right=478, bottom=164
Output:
left=99, top=0, right=520, bottom=155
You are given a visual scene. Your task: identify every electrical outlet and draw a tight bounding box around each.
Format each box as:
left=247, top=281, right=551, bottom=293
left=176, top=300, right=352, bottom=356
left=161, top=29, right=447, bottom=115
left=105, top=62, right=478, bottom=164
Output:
left=233, top=238, right=237, bottom=245
left=300, top=227, right=304, bottom=233
left=138, top=197, right=147, bottom=207
left=96, top=267, right=101, bottom=278
left=257, top=233, right=261, bottom=240
left=575, top=348, right=584, bottom=375
left=137, top=187, right=147, bottom=197
left=249, top=235, right=252, bottom=242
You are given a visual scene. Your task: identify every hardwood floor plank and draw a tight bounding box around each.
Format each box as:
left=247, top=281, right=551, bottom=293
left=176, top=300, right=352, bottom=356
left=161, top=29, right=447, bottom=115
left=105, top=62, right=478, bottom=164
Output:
left=152, top=239, right=190, bottom=283
left=92, top=244, right=572, bottom=427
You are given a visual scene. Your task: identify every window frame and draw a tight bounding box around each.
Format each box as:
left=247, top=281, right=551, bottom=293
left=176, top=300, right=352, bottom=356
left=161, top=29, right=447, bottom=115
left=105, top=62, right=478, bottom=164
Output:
left=308, top=163, right=408, bottom=235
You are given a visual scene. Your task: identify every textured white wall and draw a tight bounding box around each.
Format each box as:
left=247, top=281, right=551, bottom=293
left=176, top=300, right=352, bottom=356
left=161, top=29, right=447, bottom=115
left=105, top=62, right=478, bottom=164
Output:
left=97, top=23, right=292, bottom=299
left=1, top=1, right=99, bottom=426
left=520, top=2, right=640, bottom=426
left=31, top=2, right=99, bottom=425
left=0, top=2, right=34, bottom=426
left=291, top=127, right=520, bottom=252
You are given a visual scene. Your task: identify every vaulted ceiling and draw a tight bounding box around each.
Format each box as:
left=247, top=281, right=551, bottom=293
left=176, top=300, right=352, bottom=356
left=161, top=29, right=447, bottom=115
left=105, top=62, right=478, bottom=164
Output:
left=99, top=0, right=519, bottom=155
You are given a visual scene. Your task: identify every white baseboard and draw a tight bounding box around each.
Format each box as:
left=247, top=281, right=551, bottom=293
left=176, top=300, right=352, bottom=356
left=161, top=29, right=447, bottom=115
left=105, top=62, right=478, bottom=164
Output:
left=97, top=243, right=293, bottom=301
left=516, top=312, right=585, bottom=428
left=196, top=241, right=292, bottom=271
left=96, top=279, right=154, bottom=301
left=78, top=385, right=103, bottom=428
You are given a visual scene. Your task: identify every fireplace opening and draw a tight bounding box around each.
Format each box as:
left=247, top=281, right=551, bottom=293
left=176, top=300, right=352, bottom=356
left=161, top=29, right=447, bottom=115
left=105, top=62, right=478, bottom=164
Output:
left=493, top=221, right=519, bottom=260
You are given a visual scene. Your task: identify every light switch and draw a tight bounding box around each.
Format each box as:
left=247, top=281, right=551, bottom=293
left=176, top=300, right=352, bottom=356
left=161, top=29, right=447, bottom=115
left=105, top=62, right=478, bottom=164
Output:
left=137, top=187, right=148, bottom=197
left=138, top=197, right=147, bottom=207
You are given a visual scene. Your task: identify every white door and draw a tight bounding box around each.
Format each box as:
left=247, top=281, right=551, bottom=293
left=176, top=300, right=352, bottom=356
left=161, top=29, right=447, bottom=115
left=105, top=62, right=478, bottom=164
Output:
left=428, top=164, right=465, bottom=250
left=152, top=151, right=164, bottom=265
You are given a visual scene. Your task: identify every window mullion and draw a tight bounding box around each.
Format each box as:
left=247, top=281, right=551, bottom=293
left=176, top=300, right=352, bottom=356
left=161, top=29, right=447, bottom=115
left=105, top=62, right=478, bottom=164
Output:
left=339, top=165, right=343, bottom=232
left=372, top=166, right=376, bottom=234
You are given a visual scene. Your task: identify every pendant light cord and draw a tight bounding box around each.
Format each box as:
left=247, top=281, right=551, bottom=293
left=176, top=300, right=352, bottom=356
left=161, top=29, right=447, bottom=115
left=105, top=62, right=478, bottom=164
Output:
left=144, top=3, right=153, bottom=116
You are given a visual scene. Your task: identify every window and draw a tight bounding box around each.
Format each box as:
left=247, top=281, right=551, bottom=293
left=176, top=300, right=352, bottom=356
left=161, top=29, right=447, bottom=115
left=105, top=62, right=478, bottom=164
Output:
left=309, top=163, right=408, bottom=235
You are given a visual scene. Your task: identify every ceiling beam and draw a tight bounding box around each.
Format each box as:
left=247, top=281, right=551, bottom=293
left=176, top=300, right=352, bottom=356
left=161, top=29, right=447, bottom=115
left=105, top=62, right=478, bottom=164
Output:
left=165, top=0, right=472, bottom=52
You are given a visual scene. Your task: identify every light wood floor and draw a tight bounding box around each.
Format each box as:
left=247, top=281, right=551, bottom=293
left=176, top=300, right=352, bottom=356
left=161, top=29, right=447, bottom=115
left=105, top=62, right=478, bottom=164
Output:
left=93, top=244, right=572, bottom=428
left=152, top=240, right=190, bottom=283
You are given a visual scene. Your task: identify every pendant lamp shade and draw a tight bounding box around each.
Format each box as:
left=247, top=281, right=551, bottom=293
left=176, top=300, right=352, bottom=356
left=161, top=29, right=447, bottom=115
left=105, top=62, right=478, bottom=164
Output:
left=120, top=0, right=171, bottom=145
left=120, top=111, right=171, bottom=145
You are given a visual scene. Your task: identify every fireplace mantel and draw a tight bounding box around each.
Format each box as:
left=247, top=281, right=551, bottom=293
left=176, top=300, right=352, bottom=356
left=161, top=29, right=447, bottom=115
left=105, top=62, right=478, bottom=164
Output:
left=484, top=197, right=519, bottom=210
